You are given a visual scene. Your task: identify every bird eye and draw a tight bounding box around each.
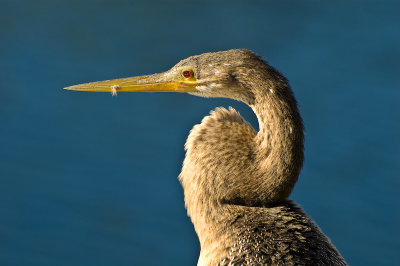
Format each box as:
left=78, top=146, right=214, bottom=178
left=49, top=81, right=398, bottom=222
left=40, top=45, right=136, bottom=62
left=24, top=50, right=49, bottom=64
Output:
left=183, top=70, right=193, bottom=78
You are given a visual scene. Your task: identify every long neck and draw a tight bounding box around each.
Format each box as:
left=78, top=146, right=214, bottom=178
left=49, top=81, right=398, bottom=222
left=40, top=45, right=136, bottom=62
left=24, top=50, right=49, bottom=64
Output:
left=251, top=81, right=304, bottom=203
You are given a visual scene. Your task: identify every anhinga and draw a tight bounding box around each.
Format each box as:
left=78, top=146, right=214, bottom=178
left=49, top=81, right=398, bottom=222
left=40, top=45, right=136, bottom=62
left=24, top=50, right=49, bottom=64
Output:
left=65, top=49, right=346, bottom=265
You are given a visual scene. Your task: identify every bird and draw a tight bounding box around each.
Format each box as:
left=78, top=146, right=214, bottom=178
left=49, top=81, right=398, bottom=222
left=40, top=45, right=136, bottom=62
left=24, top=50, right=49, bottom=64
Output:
left=65, top=49, right=347, bottom=265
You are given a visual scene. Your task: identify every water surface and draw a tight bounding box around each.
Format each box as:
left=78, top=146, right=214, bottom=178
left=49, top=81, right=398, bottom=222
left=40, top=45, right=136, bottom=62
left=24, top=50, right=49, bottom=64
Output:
left=0, top=1, right=399, bottom=265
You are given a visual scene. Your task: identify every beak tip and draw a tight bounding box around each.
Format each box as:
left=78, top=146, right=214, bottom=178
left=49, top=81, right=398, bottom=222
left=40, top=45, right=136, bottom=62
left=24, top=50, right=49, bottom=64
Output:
left=64, top=85, right=86, bottom=91
left=64, top=85, right=75, bottom=91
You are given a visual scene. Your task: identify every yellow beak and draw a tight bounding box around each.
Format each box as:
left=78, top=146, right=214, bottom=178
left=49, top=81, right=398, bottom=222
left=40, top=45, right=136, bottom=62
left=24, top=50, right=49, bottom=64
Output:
left=64, top=71, right=198, bottom=95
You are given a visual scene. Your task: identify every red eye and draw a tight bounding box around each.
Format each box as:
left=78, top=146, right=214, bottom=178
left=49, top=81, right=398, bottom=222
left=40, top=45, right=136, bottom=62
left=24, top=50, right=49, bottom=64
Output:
left=183, top=70, right=193, bottom=78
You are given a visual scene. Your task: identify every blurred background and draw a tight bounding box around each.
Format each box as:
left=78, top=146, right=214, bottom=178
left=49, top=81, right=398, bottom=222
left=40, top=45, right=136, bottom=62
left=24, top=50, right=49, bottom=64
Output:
left=1, top=0, right=399, bottom=265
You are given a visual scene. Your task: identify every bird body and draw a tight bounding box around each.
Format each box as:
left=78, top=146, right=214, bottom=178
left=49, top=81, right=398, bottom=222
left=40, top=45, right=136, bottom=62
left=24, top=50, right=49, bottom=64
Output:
left=180, top=106, right=343, bottom=265
left=65, top=49, right=346, bottom=265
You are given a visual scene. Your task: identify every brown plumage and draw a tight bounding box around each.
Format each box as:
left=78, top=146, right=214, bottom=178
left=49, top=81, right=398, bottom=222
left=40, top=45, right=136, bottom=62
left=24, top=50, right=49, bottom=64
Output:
left=178, top=50, right=345, bottom=265
left=65, top=49, right=346, bottom=265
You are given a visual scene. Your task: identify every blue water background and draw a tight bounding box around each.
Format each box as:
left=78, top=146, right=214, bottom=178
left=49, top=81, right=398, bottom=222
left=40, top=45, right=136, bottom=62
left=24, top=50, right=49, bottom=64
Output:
left=1, top=1, right=399, bottom=265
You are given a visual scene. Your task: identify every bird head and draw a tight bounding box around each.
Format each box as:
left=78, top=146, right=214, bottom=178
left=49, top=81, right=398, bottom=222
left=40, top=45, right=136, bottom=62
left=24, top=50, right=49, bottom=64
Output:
left=64, top=49, right=282, bottom=105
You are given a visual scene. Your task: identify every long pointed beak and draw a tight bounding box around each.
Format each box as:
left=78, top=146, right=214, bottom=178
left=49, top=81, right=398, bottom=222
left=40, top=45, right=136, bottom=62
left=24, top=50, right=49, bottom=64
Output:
left=64, top=72, right=198, bottom=95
